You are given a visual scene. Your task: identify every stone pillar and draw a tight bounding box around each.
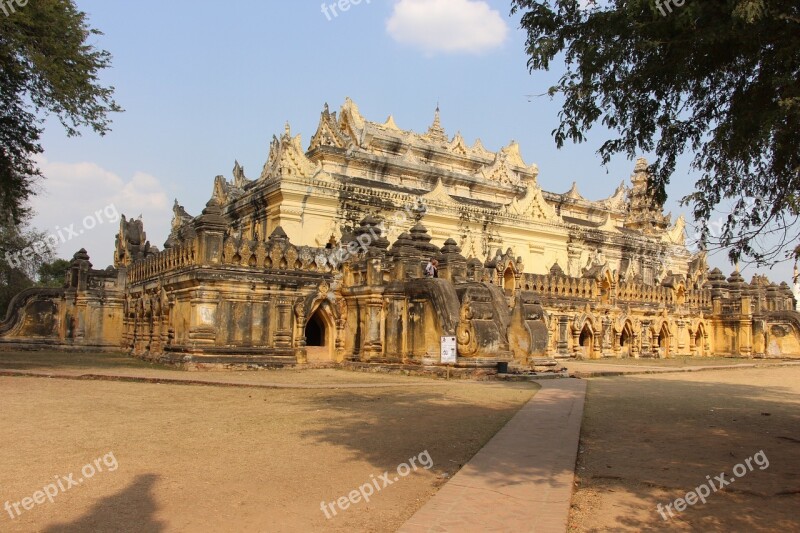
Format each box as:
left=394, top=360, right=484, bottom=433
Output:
left=362, top=296, right=384, bottom=360
left=383, top=296, right=406, bottom=362
left=640, top=320, right=651, bottom=356
left=194, top=199, right=227, bottom=266
left=572, top=323, right=581, bottom=358
left=558, top=316, right=570, bottom=357
left=567, top=244, right=582, bottom=278
left=676, top=319, right=686, bottom=354
left=601, top=316, right=612, bottom=356
left=293, top=299, right=307, bottom=363
left=438, top=238, right=467, bottom=283
left=274, top=298, right=292, bottom=349
left=188, top=289, right=219, bottom=349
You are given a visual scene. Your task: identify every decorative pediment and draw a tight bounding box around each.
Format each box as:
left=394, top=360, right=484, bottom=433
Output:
left=260, top=123, right=322, bottom=182
left=338, top=97, right=366, bottom=143
left=382, top=115, right=401, bottom=131
left=488, top=247, right=524, bottom=275
left=499, top=141, right=539, bottom=179
left=309, top=103, right=351, bottom=150
left=170, top=199, right=193, bottom=232
left=471, top=139, right=493, bottom=159
left=665, top=214, right=686, bottom=245
left=212, top=175, right=230, bottom=204
left=448, top=132, right=469, bottom=156
left=601, top=181, right=627, bottom=210
left=504, top=183, right=558, bottom=221
left=583, top=261, right=611, bottom=282
left=231, top=160, right=251, bottom=189
left=398, top=147, right=423, bottom=165
left=422, top=179, right=459, bottom=207
left=499, top=141, right=526, bottom=168
left=476, top=152, right=521, bottom=186
left=599, top=212, right=617, bottom=231
left=564, top=181, right=585, bottom=201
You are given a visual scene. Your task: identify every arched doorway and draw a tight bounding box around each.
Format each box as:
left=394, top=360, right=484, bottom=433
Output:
left=620, top=322, right=633, bottom=357
left=305, top=313, right=325, bottom=346
left=305, top=307, right=333, bottom=362
left=503, top=267, right=516, bottom=295
left=694, top=324, right=706, bottom=357
left=657, top=323, right=670, bottom=358
left=579, top=324, right=595, bottom=358
left=599, top=272, right=612, bottom=305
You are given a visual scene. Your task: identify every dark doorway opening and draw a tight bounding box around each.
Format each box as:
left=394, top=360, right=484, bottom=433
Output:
left=305, top=312, right=326, bottom=347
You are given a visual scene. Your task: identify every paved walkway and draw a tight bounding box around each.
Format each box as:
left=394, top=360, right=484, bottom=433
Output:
left=399, top=379, right=587, bottom=533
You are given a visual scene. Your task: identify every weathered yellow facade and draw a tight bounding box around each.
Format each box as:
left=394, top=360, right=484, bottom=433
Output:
left=1, top=99, right=798, bottom=368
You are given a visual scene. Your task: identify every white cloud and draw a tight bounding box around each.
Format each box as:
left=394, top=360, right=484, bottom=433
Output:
left=386, top=0, right=509, bottom=55
left=29, top=157, right=171, bottom=267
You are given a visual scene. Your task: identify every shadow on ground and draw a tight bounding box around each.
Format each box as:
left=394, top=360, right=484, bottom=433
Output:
left=42, top=474, right=164, bottom=532
left=297, top=382, right=567, bottom=483
left=570, top=372, right=800, bottom=531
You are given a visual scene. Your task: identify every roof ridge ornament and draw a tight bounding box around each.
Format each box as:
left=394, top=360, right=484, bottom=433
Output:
left=565, top=181, right=584, bottom=200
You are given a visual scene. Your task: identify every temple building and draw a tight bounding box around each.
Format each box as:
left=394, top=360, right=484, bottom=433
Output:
left=1, top=99, right=798, bottom=368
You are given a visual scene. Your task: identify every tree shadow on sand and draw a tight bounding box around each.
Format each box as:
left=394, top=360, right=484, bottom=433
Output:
left=43, top=474, right=164, bottom=533
left=298, top=375, right=800, bottom=531
left=297, top=381, right=571, bottom=484
left=572, top=375, right=800, bottom=531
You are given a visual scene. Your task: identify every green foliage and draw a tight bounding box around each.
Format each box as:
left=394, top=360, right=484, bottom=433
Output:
left=0, top=216, right=50, bottom=316
left=36, top=258, right=70, bottom=287
left=511, top=0, right=800, bottom=265
left=0, top=0, right=121, bottom=224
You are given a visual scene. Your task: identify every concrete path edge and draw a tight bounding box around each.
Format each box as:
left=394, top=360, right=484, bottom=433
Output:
left=399, top=378, right=587, bottom=533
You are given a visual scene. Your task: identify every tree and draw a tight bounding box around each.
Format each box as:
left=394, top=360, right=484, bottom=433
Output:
left=36, top=258, right=71, bottom=287
left=0, top=217, right=50, bottom=316
left=511, top=0, right=800, bottom=265
left=0, top=0, right=121, bottom=224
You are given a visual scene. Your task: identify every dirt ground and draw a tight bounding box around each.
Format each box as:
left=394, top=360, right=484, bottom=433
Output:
left=569, top=367, right=800, bottom=531
left=0, top=366, right=537, bottom=532
left=566, top=356, right=764, bottom=368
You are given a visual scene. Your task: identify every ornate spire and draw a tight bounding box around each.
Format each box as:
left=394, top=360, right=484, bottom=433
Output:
left=624, top=158, right=670, bottom=234
left=425, top=104, right=448, bottom=144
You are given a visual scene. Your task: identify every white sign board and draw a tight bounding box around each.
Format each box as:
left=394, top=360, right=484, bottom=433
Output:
left=441, top=336, right=457, bottom=364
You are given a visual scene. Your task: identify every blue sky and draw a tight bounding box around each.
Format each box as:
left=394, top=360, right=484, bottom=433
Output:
left=31, top=0, right=794, bottom=284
